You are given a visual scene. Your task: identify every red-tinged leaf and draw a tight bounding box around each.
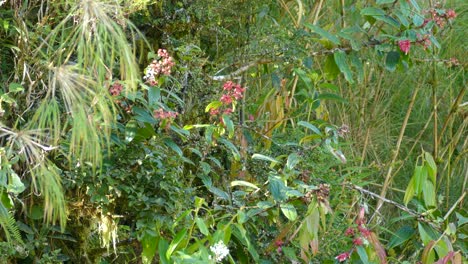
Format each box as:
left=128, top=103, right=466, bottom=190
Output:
left=421, top=240, right=436, bottom=264
left=434, top=251, right=455, bottom=264
left=368, top=232, right=387, bottom=264
left=310, top=239, right=319, bottom=255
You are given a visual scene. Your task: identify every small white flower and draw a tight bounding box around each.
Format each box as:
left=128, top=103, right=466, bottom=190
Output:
left=210, top=240, right=229, bottom=262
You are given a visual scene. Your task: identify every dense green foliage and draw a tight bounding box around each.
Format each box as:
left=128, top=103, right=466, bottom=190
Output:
left=0, top=0, right=466, bottom=263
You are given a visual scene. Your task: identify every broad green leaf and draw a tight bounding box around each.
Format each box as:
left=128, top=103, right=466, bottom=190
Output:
left=413, top=165, right=424, bottom=195
left=125, top=120, right=138, bottom=143
left=0, top=192, right=12, bottom=209
left=163, top=138, right=183, bottom=157
left=280, top=203, right=298, bottom=221
left=7, top=171, right=25, bottom=194
left=141, top=233, right=158, bottom=264
left=148, top=86, right=160, bottom=106
left=133, top=107, right=157, bottom=124
left=286, top=153, right=300, bottom=170
left=269, top=176, right=286, bottom=202
left=8, top=83, right=24, bottom=93
left=298, top=121, right=322, bottom=136
left=361, top=7, right=386, bottom=16
left=294, top=68, right=313, bottom=89
left=222, top=114, right=235, bottom=138
left=304, top=23, right=340, bottom=45
left=252, top=153, right=279, bottom=164
left=231, top=180, right=260, bottom=191
left=412, top=14, right=424, bottom=27
left=409, top=0, right=421, bottom=11
left=456, top=212, right=468, bottom=226
left=385, top=51, right=400, bottom=72
left=404, top=177, right=415, bottom=206
left=377, top=0, right=394, bottom=4
left=166, top=228, right=187, bottom=260
left=219, top=138, right=240, bottom=161
left=318, top=83, right=339, bottom=91
left=209, top=186, right=230, bottom=201
left=387, top=225, right=415, bottom=248
left=334, top=51, right=354, bottom=84
left=205, top=101, right=223, bottom=112
left=422, top=180, right=436, bottom=207
left=317, top=93, right=348, bottom=103
left=356, top=246, right=370, bottom=263
left=424, top=152, right=437, bottom=184
left=195, top=217, right=209, bottom=236
left=418, top=223, right=438, bottom=246
left=158, top=238, right=170, bottom=264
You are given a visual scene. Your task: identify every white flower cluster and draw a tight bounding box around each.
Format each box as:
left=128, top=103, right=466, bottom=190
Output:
left=0, top=0, right=6, bottom=6
left=210, top=240, right=229, bottom=262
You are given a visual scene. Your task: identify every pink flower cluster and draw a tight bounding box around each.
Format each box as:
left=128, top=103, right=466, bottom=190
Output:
left=336, top=208, right=374, bottom=262
left=209, top=81, right=247, bottom=117
left=427, top=8, right=457, bottom=29
left=109, top=82, right=123, bottom=96
left=153, top=108, right=178, bottom=120
left=143, top=49, right=175, bottom=86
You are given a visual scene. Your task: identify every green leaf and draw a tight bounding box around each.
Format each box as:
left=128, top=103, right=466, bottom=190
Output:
left=8, top=83, right=24, bottom=93
left=222, top=114, right=235, bottom=138
left=7, top=171, right=25, bottom=194
left=317, top=93, right=348, bottom=103
left=252, top=153, right=280, bottom=164
left=424, top=152, right=437, bottom=184
left=163, top=138, right=183, bottom=157
left=195, top=217, right=209, bottom=236
left=418, top=223, right=437, bottom=245
left=422, top=180, right=436, bottom=207
left=125, top=120, right=138, bottom=143
left=219, top=138, right=240, bottom=161
left=231, top=180, right=260, bottom=191
left=294, top=68, right=313, bottom=89
left=133, top=107, right=157, bottom=124
left=166, top=228, right=187, bottom=260
left=158, top=239, right=170, bottom=264
left=269, top=176, right=286, bottom=202
left=304, top=23, right=341, bottom=45
left=456, top=213, right=467, bottom=226
left=377, top=0, right=395, bottom=4
left=141, top=233, right=158, bottom=264
left=356, top=246, right=370, bottom=264
left=409, top=0, right=421, bottom=11
left=286, top=153, right=300, bottom=170
left=387, top=225, right=415, bottom=248
left=205, top=101, right=223, bottom=112
left=413, top=165, right=424, bottom=195
left=318, top=82, right=339, bottom=91
left=404, top=177, right=415, bottom=206
left=361, top=7, right=386, bottom=16
left=385, top=51, right=400, bottom=72
left=413, top=14, right=424, bottom=27
left=148, top=86, right=160, bottom=106
left=298, top=121, right=322, bottom=136
left=209, top=186, right=230, bottom=201
left=280, top=203, right=298, bottom=221
left=334, top=51, right=354, bottom=84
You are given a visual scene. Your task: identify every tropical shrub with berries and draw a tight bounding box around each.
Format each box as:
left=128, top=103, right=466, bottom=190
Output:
left=0, top=0, right=466, bottom=263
